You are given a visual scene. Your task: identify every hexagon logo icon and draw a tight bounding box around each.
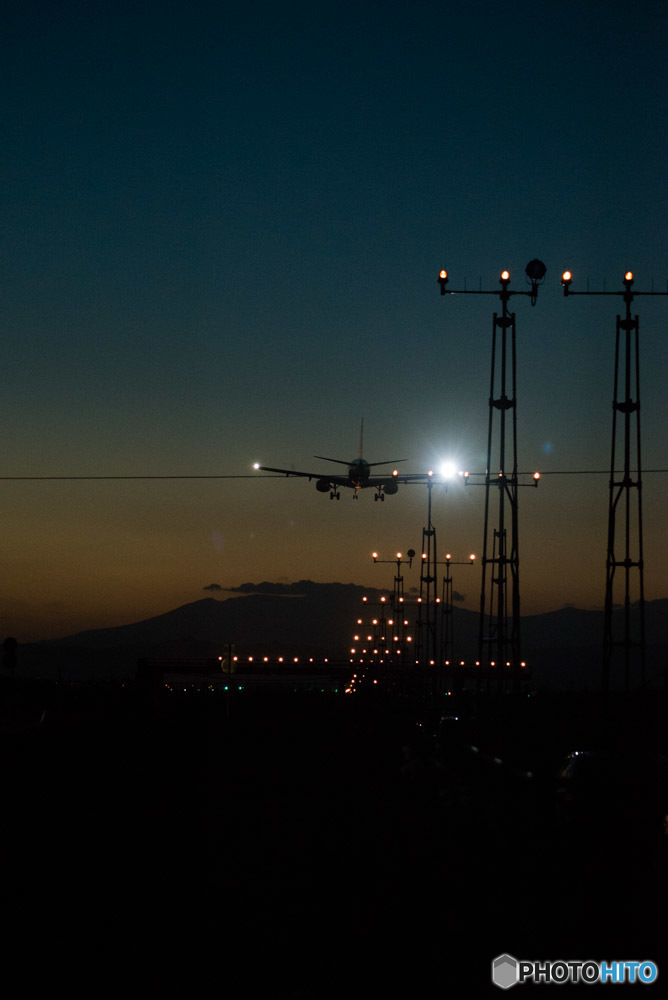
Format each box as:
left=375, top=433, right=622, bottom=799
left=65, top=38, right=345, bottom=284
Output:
left=492, top=954, right=518, bottom=989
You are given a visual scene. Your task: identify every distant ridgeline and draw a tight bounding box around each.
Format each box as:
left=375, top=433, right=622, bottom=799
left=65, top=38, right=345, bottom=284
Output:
left=8, top=587, right=668, bottom=692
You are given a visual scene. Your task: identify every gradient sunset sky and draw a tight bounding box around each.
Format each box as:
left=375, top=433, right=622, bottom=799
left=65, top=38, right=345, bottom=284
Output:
left=2, top=0, right=666, bottom=641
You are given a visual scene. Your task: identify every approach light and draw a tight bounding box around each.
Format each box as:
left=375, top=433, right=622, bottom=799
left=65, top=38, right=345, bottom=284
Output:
left=624, top=270, right=634, bottom=285
left=392, top=469, right=398, bottom=476
left=500, top=269, right=510, bottom=283
left=561, top=270, right=573, bottom=296
left=372, top=551, right=378, bottom=560
left=396, top=552, right=402, bottom=559
left=469, top=553, right=476, bottom=561
left=438, top=269, right=449, bottom=294
left=407, top=548, right=415, bottom=559
left=427, top=469, right=434, bottom=477
left=440, top=461, right=457, bottom=479
left=533, top=471, right=541, bottom=485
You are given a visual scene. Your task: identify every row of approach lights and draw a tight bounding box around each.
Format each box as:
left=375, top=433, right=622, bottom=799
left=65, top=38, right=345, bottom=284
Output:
left=371, top=550, right=477, bottom=564
left=438, top=266, right=636, bottom=293
left=426, top=467, right=540, bottom=484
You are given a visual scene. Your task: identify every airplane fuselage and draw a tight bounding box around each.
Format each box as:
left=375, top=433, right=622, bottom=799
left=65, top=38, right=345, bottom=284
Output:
left=346, top=458, right=371, bottom=488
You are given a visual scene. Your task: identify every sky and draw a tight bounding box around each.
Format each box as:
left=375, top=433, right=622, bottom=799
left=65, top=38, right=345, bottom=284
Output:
left=2, top=0, right=667, bottom=641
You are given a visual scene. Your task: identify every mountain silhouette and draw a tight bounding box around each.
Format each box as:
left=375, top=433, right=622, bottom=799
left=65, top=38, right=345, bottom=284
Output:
left=10, top=585, right=668, bottom=690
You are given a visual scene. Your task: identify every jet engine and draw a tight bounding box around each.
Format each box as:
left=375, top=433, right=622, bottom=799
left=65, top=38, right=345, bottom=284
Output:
left=316, top=479, right=331, bottom=493
left=383, top=481, right=399, bottom=495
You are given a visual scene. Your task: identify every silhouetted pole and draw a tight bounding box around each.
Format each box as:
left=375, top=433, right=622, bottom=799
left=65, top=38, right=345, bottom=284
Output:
left=440, top=553, right=476, bottom=662
left=438, top=262, right=545, bottom=686
left=561, top=270, right=667, bottom=694
left=416, top=477, right=438, bottom=668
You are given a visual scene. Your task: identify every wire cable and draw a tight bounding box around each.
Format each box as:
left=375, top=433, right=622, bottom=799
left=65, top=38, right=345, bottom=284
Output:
left=0, top=470, right=665, bottom=481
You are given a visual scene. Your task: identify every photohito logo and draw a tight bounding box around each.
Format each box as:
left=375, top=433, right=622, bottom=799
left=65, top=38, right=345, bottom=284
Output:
left=492, top=954, right=659, bottom=988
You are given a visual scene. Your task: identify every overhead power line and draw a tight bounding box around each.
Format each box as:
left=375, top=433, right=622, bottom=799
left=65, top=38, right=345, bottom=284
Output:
left=0, top=470, right=666, bottom=481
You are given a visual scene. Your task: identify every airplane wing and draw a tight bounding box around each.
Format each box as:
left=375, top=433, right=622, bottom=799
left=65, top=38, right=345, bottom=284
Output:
left=367, top=473, right=431, bottom=487
left=255, top=465, right=433, bottom=487
left=388, top=472, right=434, bottom=483
left=255, top=464, right=350, bottom=485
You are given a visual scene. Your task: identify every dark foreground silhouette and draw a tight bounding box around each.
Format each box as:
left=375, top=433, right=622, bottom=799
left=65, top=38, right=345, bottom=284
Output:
left=2, top=681, right=666, bottom=996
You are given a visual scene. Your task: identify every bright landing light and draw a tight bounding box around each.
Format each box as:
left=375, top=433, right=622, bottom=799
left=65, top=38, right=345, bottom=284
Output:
left=252, top=462, right=260, bottom=470
left=439, top=461, right=458, bottom=479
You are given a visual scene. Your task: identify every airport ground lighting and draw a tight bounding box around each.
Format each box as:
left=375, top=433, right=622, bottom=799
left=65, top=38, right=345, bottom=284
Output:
left=437, top=263, right=545, bottom=678
left=560, top=269, right=668, bottom=693
left=370, top=548, right=416, bottom=666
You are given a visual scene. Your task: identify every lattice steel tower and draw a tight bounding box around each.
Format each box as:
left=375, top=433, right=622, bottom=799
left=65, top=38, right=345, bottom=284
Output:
left=416, top=477, right=438, bottom=667
left=438, top=262, right=545, bottom=678
left=561, top=269, right=667, bottom=692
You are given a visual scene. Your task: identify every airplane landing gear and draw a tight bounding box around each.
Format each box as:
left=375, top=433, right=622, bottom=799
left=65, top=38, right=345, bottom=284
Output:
left=330, top=490, right=340, bottom=500
left=374, top=492, right=385, bottom=502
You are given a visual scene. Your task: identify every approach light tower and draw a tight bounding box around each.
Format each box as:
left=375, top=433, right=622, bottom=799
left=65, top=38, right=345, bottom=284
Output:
left=440, top=552, right=476, bottom=663
left=416, top=474, right=440, bottom=668
left=561, top=269, right=668, bottom=693
left=438, top=261, right=545, bottom=677
left=371, top=549, right=415, bottom=666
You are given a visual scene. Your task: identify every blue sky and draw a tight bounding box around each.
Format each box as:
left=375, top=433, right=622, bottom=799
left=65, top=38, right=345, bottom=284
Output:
left=1, top=0, right=666, bottom=639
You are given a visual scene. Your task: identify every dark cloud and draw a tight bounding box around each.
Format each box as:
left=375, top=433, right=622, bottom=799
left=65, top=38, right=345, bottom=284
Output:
left=203, top=583, right=223, bottom=591
left=228, top=580, right=383, bottom=598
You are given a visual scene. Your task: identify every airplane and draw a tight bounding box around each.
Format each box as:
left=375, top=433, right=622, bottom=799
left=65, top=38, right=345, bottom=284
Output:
left=253, top=421, right=425, bottom=500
